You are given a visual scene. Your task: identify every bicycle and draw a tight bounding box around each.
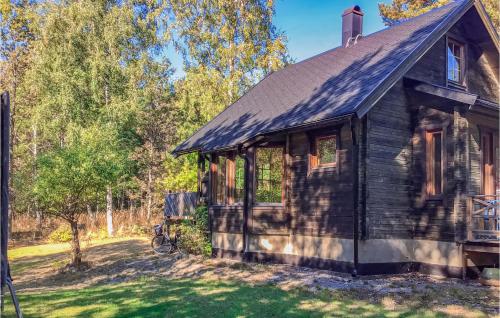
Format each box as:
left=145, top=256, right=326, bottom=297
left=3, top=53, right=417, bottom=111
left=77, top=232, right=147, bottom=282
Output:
left=151, top=217, right=182, bottom=255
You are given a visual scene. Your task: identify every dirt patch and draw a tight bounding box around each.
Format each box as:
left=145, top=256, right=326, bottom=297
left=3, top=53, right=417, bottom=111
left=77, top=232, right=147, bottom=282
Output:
left=10, top=238, right=500, bottom=317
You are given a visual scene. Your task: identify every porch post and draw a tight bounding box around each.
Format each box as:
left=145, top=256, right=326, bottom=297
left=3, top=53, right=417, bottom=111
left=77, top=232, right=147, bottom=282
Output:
left=241, top=147, right=254, bottom=257
left=197, top=152, right=202, bottom=199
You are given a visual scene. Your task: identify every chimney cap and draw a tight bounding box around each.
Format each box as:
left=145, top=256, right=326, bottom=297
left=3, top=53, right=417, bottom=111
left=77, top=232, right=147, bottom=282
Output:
left=342, top=5, right=363, bottom=16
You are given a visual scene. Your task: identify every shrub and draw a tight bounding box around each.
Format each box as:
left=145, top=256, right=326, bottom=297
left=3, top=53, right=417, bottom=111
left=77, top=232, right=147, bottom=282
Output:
left=177, top=205, right=211, bottom=257
left=130, top=224, right=148, bottom=236
left=48, top=224, right=72, bottom=243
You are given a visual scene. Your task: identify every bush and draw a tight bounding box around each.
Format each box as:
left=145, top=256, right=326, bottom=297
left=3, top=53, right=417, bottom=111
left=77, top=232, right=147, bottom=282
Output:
left=177, top=205, right=211, bottom=257
left=48, top=224, right=72, bottom=243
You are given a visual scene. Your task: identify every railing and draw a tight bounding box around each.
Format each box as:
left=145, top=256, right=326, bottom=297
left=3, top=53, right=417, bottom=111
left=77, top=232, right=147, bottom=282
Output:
left=467, top=194, right=500, bottom=241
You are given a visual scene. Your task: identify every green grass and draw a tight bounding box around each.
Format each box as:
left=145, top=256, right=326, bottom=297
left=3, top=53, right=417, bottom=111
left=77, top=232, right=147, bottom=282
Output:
left=2, top=277, right=452, bottom=318
left=4, top=238, right=492, bottom=318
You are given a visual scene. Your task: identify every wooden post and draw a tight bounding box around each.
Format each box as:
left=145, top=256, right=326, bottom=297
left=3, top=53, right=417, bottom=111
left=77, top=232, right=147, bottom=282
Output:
left=209, top=154, right=217, bottom=206
left=197, top=153, right=202, bottom=199
left=466, top=196, right=473, bottom=241
left=242, top=147, right=255, bottom=256
left=461, top=243, right=467, bottom=280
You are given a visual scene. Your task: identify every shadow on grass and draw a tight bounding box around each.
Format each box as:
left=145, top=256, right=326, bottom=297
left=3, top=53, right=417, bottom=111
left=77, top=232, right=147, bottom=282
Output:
left=3, top=277, right=449, bottom=318
left=10, top=239, right=151, bottom=289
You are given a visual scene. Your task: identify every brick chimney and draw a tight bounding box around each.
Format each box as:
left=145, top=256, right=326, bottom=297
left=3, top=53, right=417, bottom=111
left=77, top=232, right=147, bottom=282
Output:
left=342, top=5, right=364, bottom=47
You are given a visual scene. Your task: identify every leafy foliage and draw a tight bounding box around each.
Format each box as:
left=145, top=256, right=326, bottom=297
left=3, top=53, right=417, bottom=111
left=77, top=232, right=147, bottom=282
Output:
left=1, top=0, right=289, bottom=264
left=176, top=205, right=211, bottom=256
left=162, top=0, right=289, bottom=191
left=48, top=224, right=73, bottom=243
left=379, top=0, right=498, bottom=29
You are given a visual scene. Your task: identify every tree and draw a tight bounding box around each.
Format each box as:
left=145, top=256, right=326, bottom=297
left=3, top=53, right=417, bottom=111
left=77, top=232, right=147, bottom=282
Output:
left=0, top=0, right=37, bottom=234
left=16, top=0, right=169, bottom=258
left=34, top=128, right=113, bottom=266
left=132, top=57, right=175, bottom=222
left=163, top=0, right=289, bottom=191
left=167, top=0, right=288, bottom=102
left=379, top=0, right=499, bottom=28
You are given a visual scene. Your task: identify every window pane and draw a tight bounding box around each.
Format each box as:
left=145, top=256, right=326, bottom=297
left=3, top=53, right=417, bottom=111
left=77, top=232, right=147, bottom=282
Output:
left=216, top=156, right=226, bottom=204
left=433, top=133, right=442, bottom=195
left=234, top=156, right=245, bottom=203
left=318, top=136, right=336, bottom=165
left=256, top=147, right=283, bottom=203
left=447, top=41, right=462, bottom=83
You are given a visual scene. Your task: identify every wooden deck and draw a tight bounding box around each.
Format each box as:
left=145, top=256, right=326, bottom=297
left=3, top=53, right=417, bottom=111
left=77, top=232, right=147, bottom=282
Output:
left=461, top=195, right=500, bottom=279
left=466, top=195, right=500, bottom=241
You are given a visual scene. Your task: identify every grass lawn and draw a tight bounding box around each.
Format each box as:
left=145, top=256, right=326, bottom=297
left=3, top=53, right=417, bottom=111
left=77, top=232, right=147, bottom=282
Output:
left=2, top=238, right=496, bottom=318
left=4, top=277, right=453, bottom=318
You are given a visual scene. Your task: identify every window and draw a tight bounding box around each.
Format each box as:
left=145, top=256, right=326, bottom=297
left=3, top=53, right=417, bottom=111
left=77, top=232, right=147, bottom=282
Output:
left=311, top=135, right=337, bottom=169
left=255, top=147, right=283, bottom=203
left=215, top=156, right=226, bottom=204
left=447, top=39, right=464, bottom=84
left=481, top=131, right=498, bottom=196
left=425, top=130, right=444, bottom=197
left=234, top=156, right=245, bottom=203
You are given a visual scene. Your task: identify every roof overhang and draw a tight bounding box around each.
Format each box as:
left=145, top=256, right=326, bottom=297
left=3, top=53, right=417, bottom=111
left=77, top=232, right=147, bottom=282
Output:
left=474, top=0, right=499, bottom=51
left=173, top=113, right=355, bottom=156
left=469, top=98, right=500, bottom=117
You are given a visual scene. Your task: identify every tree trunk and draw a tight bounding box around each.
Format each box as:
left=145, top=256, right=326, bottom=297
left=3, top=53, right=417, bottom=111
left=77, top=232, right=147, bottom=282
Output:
left=35, top=208, right=42, bottom=233
left=129, top=199, right=135, bottom=222
left=33, top=125, right=42, bottom=233
left=140, top=198, right=145, bottom=218
left=120, top=191, right=125, bottom=211
left=87, top=205, right=96, bottom=229
left=69, top=220, right=82, bottom=266
left=147, top=166, right=152, bottom=223
left=106, top=186, right=113, bottom=237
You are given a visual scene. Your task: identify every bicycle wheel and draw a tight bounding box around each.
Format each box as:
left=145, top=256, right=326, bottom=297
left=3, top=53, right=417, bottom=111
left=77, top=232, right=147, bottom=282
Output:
left=151, top=235, right=173, bottom=255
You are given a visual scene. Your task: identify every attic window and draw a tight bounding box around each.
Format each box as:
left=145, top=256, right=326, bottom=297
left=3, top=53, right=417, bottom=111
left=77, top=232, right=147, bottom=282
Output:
left=447, top=38, right=464, bottom=84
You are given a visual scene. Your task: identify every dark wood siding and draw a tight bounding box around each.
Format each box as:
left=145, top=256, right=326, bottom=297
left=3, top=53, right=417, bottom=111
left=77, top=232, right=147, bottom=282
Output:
left=410, top=106, right=456, bottom=241
left=288, top=125, right=354, bottom=238
left=365, top=81, right=414, bottom=239
left=407, top=37, right=447, bottom=86
left=250, top=205, right=289, bottom=235
left=210, top=205, right=244, bottom=233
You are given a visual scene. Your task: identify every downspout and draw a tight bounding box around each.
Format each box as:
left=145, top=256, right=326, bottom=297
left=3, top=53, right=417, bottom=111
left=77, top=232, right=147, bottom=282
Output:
left=350, top=118, right=359, bottom=277
left=238, top=150, right=250, bottom=260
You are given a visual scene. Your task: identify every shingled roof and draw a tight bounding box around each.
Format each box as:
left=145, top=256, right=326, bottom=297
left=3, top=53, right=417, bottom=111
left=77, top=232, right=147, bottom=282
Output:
left=173, top=0, right=478, bottom=155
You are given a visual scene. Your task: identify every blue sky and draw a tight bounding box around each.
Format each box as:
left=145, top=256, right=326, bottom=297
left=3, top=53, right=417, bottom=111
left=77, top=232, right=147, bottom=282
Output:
left=169, top=0, right=392, bottom=78
left=275, top=0, right=391, bottom=62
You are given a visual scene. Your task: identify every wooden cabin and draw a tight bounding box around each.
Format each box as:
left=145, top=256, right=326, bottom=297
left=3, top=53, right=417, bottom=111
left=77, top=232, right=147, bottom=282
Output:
left=174, top=0, right=499, bottom=278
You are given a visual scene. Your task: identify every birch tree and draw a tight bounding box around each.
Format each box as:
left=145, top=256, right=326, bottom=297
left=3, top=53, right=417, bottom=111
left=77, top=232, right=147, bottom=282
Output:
left=163, top=0, right=289, bottom=191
